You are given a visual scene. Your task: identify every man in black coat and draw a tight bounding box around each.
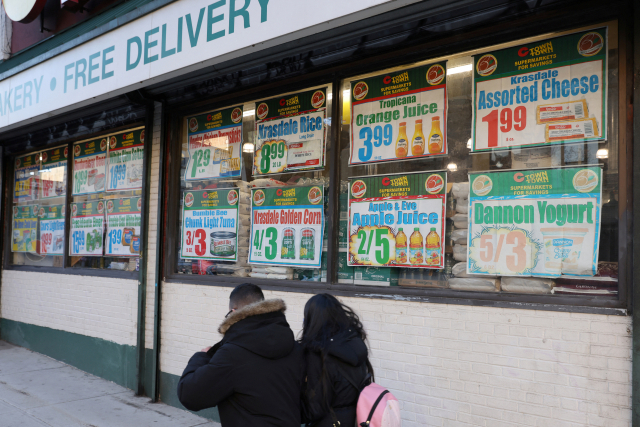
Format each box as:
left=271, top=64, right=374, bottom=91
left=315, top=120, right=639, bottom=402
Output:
left=177, top=284, right=303, bottom=427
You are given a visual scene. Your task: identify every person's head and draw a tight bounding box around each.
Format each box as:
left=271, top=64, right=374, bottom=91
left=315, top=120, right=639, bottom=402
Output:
left=300, top=293, right=367, bottom=350
left=229, top=283, right=264, bottom=311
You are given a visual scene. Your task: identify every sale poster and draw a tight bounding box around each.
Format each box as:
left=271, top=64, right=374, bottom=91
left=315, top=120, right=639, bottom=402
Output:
left=70, top=201, right=105, bottom=256
left=38, top=205, right=65, bottom=255
left=472, top=27, right=607, bottom=152
left=347, top=172, right=446, bottom=268
left=39, top=146, right=68, bottom=199
left=467, top=166, right=602, bottom=277
left=181, top=189, right=240, bottom=261
left=107, top=129, right=145, bottom=191
left=12, top=205, right=39, bottom=253
left=73, top=138, right=107, bottom=195
left=254, top=88, right=327, bottom=175
left=185, top=107, right=243, bottom=181
left=249, top=186, right=324, bottom=268
left=14, top=153, right=40, bottom=203
left=106, top=197, right=142, bottom=257
left=349, top=62, right=448, bottom=165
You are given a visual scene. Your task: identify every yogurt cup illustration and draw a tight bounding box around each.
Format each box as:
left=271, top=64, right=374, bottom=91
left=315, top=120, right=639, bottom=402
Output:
left=541, top=227, right=589, bottom=274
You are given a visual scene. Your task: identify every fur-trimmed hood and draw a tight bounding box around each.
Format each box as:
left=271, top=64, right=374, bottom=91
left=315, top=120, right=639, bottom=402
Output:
left=218, top=299, right=287, bottom=334
left=216, top=299, right=294, bottom=360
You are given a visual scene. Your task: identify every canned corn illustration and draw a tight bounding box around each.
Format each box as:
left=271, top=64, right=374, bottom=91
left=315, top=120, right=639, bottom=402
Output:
left=300, top=228, right=315, bottom=260
left=281, top=228, right=295, bottom=259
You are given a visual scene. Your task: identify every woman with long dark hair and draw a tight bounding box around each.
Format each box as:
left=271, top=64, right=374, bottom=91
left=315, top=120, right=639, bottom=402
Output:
left=300, top=294, right=374, bottom=427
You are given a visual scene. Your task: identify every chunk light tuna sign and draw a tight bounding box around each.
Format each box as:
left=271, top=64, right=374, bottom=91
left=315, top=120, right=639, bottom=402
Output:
left=0, top=0, right=420, bottom=132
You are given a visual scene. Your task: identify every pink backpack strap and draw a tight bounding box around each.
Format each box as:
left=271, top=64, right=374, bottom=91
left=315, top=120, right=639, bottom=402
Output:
left=360, top=389, right=389, bottom=427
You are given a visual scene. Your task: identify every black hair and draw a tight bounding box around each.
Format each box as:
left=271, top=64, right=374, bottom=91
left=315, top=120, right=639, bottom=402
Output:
left=229, top=283, right=264, bottom=308
left=300, top=294, right=374, bottom=404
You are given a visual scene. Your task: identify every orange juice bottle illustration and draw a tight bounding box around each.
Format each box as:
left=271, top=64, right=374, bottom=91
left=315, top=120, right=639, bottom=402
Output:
left=395, top=122, right=408, bottom=158
left=428, top=116, right=443, bottom=154
left=411, top=119, right=425, bottom=156
left=396, top=228, right=407, bottom=264
left=409, top=227, right=424, bottom=265
left=425, top=227, right=441, bottom=266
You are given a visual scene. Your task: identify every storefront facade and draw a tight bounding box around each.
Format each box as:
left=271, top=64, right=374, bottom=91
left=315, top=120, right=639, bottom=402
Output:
left=0, top=0, right=637, bottom=425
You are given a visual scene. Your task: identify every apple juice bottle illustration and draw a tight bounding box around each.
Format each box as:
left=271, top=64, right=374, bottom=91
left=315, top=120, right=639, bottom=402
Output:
left=425, top=227, right=441, bottom=266
left=395, top=122, right=408, bottom=158
left=411, top=119, right=425, bottom=156
left=409, top=227, right=424, bottom=265
left=428, top=116, right=443, bottom=154
left=396, top=228, right=407, bottom=264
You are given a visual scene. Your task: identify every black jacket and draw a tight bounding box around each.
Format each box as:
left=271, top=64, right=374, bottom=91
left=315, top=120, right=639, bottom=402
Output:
left=302, top=331, right=369, bottom=427
left=177, top=299, right=303, bottom=427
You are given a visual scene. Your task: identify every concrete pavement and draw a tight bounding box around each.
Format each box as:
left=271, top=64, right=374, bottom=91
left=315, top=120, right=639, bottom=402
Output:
left=0, top=340, right=220, bottom=427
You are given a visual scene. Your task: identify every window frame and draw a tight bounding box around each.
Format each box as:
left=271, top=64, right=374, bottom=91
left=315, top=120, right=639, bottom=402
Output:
left=157, top=4, right=633, bottom=314
left=2, top=121, right=148, bottom=280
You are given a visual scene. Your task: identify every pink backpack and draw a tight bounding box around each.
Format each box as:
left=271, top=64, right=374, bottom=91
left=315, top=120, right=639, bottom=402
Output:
left=355, top=382, right=402, bottom=427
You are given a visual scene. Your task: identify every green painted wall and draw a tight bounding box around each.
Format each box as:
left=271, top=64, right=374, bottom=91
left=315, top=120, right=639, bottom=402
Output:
left=159, top=371, right=221, bottom=422
left=0, top=318, right=137, bottom=390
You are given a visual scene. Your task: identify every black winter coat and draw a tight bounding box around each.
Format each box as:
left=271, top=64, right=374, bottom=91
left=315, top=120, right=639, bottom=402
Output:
left=302, top=331, right=369, bottom=427
left=177, top=299, right=303, bottom=427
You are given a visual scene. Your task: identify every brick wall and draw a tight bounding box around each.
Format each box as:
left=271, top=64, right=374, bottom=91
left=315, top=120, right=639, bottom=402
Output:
left=0, top=270, right=138, bottom=346
left=160, top=283, right=632, bottom=427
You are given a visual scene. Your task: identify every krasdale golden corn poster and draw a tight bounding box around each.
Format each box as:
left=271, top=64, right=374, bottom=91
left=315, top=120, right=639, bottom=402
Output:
left=472, top=27, right=607, bottom=151
left=347, top=171, right=446, bottom=268
left=467, top=167, right=602, bottom=277
left=349, top=62, right=448, bottom=165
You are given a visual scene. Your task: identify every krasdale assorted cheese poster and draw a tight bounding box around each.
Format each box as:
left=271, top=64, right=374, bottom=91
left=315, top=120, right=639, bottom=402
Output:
left=472, top=27, right=607, bottom=151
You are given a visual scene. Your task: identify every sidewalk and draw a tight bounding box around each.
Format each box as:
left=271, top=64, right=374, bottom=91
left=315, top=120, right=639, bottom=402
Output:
left=0, top=340, right=220, bottom=427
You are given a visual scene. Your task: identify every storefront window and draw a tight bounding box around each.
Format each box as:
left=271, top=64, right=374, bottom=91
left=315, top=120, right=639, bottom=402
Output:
left=338, top=23, right=619, bottom=296
left=70, top=128, right=145, bottom=271
left=11, top=148, right=67, bottom=267
left=175, top=85, right=332, bottom=281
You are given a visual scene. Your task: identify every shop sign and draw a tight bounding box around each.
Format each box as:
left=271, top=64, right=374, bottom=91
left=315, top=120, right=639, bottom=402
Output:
left=249, top=186, right=324, bottom=268
left=254, top=88, right=327, bottom=175
left=467, top=167, right=602, bottom=277
left=472, top=27, right=607, bottom=151
left=347, top=172, right=446, bottom=268
left=349, top=62, right=448, bottom=165
left=12, top=205, right=39, bottom=253
left=73, top=138, right=107, bottom=195
left=39, top=147, right=68, bottom=199
left=38, top=205, right=65, bottom=255
left=181, top=189, right=240, bottom=262
left=70, top=201, right=105, bottom=256
left=106, top=197, right=142, bottom=257
left=3, top=0, right=47, bottom=23
left=107, top=129, right=145, bottom=191
left=185, top=107, right=243, bottom=181
left=14, top=154, right=40, bottom=203
left=0, top=0, right=418, bottom=132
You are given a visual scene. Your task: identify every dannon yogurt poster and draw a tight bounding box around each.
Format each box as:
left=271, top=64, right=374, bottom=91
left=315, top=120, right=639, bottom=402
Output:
left=181, top=189, right=240, bottom=262
left=348, top=172, right=446, bottom=268
left=349, top=62, right=448, bottom=165
left=254, top=88, right=327, bottom=175
left=472, top=27, right=607, bottom=151
left=467, top=167, right=602, bottom=277
left=249, top=186, right=324, bottom=268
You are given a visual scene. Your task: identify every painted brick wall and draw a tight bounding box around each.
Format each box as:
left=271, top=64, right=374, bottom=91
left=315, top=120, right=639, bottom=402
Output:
left=145, top=101, right=162, bottom=350
left=0, top=270, right=138, bottom=346
left=160, top=283, right=632, bottom=427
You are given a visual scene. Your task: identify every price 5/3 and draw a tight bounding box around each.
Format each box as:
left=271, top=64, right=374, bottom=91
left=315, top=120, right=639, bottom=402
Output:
left=478, top=230, right=527, bottom=273
left=481, top=106, right=527, bottom=147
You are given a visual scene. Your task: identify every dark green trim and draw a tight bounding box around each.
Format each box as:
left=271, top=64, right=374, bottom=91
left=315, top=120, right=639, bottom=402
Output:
left=0, top=318, right=137, bottom=390
left=159, top=370, right=220, bottom=422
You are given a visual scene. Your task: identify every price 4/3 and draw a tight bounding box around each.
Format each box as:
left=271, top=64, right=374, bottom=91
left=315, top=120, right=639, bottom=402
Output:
left=253, top=227, right=278, bottom=260
left=481, top=106, right=527, bottom=147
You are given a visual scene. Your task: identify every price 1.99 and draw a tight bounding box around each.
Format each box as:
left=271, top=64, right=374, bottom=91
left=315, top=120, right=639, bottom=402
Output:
left=481, top=106, right=527, bottom=147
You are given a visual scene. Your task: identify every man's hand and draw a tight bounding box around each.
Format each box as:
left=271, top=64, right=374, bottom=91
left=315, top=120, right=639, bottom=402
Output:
left=201, top=346, right=212, bottom=352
